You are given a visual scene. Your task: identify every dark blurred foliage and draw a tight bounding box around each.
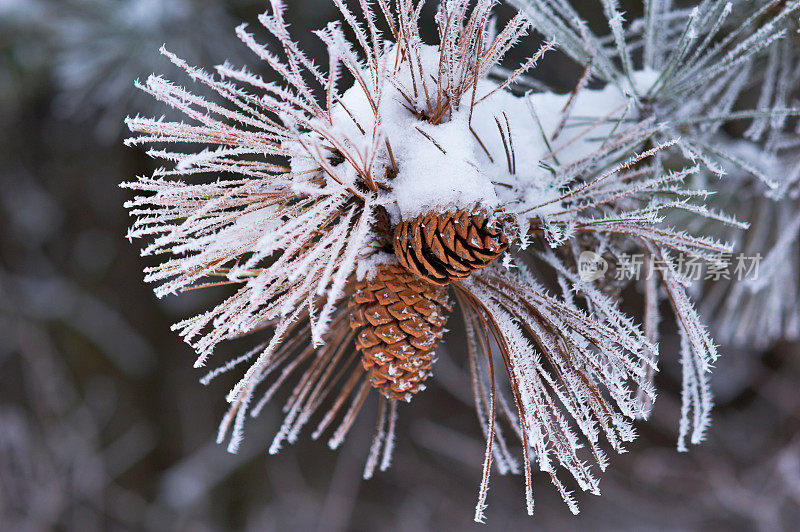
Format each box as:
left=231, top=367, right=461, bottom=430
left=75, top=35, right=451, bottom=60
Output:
left=0, top=1, right=798, bottom=530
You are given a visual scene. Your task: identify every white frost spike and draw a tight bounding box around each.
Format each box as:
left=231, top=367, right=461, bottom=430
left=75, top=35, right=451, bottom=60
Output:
left=648, top=244, right=716, bottom=448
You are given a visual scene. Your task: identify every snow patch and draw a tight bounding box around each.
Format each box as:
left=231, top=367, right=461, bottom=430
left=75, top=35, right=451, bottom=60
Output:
left=355, top=251, right=396, bottom=281
left=290, top=45, right=655, bottom=253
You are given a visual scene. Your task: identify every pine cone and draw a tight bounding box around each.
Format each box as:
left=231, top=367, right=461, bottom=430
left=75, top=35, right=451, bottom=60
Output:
left=349, top=264, right=451, bottom=401
left=393, top=207, right=516, bottom=285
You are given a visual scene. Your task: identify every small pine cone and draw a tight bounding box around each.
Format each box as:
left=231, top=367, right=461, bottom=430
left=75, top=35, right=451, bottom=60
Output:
left=393, top=207, right=516, bottom=285
left=349, top=264, right=451, bottom=401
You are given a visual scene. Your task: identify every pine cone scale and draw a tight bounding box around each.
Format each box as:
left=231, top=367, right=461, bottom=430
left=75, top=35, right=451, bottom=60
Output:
left=366, top=306, right=393, bottom=326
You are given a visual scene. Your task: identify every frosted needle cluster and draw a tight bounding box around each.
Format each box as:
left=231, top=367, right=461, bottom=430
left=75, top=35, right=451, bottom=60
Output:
left=123, top=0, right=800, bottom=521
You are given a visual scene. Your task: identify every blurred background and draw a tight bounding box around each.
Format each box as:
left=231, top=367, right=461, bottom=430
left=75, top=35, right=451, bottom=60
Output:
left=1, top=1, right=799, bottom=530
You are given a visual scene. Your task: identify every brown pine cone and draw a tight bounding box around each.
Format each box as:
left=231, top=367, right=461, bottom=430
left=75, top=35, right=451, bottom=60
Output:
left=349, top=264, right=451, bottom=401
left=393, top=207, right=516, bottom=285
